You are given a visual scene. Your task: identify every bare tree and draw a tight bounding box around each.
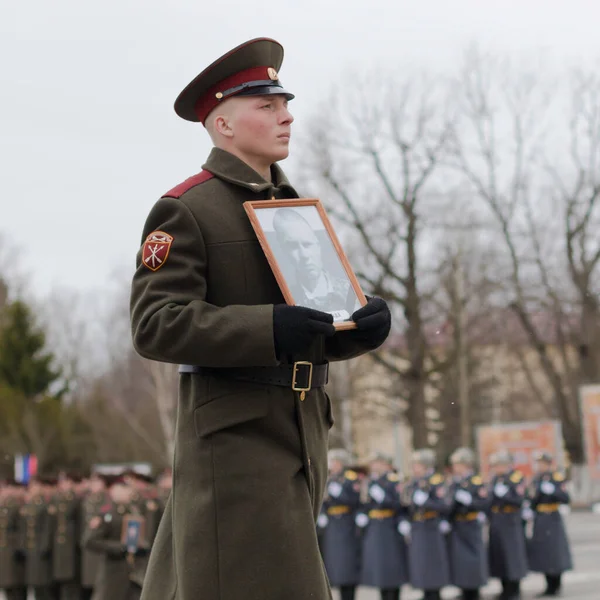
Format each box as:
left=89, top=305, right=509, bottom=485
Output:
left=91, top=273, right=176, bottom=466
left=451, top=48, right=600, bottom=461
left=300, top=72, right=457, bottom=447
left=546, top=68, right=600, bottom=386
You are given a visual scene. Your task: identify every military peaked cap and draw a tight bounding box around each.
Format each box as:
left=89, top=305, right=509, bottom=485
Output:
left=490, top=449, right=513, bottom=465
left=174, top=37, right=295, bottom=124
left=368, top=451, right=394, bottom=466
left=328, top=448, right=352, bottom=466
left=412, top=448, right=436, bottom=468
left=450, top=447, right=476, bottom=465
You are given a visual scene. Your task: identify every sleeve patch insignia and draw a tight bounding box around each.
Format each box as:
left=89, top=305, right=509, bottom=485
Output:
left=471, top=475, right=483, bottom=485
left=430, top=474, right=443, bottom=485
left=344, top=470, right=358, bottom=481
left=553, top=472, right=565, bottom=482
left=142, top=231, right=173, bottom=272
left=387, top=472, right=400, bottom=482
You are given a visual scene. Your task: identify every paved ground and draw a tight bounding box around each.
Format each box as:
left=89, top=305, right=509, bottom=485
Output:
left=2, top=511, right=598, bottom=599
left=332, top=511, right=600, bottom=599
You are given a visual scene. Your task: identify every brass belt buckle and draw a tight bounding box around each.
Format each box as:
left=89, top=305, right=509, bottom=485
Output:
left=292, top=361, right=313, bottom=400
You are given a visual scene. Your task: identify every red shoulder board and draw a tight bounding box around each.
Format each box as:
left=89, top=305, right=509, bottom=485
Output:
left=163, top=170, right=214, bottom=199
left=100, top=503, right=112, bottom=514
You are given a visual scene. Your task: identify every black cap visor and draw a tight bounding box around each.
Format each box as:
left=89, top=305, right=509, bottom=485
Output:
left=235, top=84, right=294, bottom=100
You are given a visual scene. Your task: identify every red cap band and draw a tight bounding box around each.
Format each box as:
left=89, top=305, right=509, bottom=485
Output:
left=194, top=66, right=276, bottom=124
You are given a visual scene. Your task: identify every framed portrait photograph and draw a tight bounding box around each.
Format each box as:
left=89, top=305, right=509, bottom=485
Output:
left=243, top=199, right=367, bottom=330
left=121, top=514, right=146, bottom=554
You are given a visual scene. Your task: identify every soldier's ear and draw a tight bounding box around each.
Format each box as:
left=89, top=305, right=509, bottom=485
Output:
left=213, top=114, right=234, bottom=139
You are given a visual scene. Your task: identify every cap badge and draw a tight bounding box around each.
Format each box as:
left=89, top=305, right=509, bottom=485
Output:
left=267, top=67, right=279, bottom=81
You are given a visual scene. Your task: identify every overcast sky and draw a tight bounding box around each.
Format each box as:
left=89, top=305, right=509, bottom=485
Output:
left=2, top=0, right=599, bottom=298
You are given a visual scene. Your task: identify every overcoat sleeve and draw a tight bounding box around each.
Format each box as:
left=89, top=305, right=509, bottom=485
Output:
left=130, top=197, right=279, bottom=368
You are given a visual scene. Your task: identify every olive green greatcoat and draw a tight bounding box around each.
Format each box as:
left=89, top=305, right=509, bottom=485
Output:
left=81, top=491, right=107, bottom=589
left=130, top=148, right=373, bottom=600
left=20, top=494, right=53, bottom=588
left=52, top=491, right=82, bottom=600
left=0, top=497, right=26, bottom=594
left=83, top=502, right=147, bottom=600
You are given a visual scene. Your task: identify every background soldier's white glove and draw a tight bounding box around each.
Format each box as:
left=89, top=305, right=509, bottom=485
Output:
left=355, top=513, right=369, bottom=528
left=398, top=520, right=412, bottom=537
left=369, top=484, right=385, bottom=503
left=413, top=489, right=429, bottom=506
left=317, top=514, right=329, bottom=528
left=439, top=520, right=452, bottom=534
left=477, top=512, right=487, bottom=524
left=540, top=481, right=556, bottom=495
left=494, top=483, right=509, bottom=498
left=328, top=482, right=343, bottom=498
left=521, top=507, right=534, bottom=521
left=455, top=489, right=473, bottom=506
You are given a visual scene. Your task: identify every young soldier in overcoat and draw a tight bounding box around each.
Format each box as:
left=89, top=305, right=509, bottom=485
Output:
left=526, top=451, right=573, bottom=597
left=447, top=448, right=489, bottom=600
left=130, top=38, right=391, bottom=600
left=83, top=479, right=150, bottom=600
left=0, top=481, right=27, bottom=600
left=488, top=450, right=528, bottom=600
left=357, top=453, right=408, bottom=600
left=403, top=449, right=451, bottom=600
left=319, top=449, right=362, bottom=600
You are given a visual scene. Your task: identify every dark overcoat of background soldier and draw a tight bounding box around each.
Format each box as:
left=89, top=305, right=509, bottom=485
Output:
left=357, top=453, right=408, bottom=600
left=81, top=475, right=109, bottom=600
left=20, top=478, right=55, bottom=600
left=0, top=481, right=26, bottom=600
left=487, top=450, right=529, bottom=600
left=319, top=449, right=362, bottom=600
left=447, top=447, right=489, bottom=600
left=51, top=475, right=83, bottom=600
left=403, top=449, right=451, bottom=600
left=526, top=451, right=573, bottom=597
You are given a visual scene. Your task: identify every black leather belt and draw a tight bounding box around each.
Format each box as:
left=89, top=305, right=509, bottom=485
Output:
left=178, top=361, right=328, bottom=392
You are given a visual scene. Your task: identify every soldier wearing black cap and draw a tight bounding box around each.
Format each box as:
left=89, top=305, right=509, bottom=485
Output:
left=130, top=37, right=391, bottom=600
left=526, top=451, right=573, bottom=597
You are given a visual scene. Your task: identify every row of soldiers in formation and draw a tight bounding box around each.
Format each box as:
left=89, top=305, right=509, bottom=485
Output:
left=0, top=468, right=172, bottom=600
left=318, top=447, right=573, bottom=600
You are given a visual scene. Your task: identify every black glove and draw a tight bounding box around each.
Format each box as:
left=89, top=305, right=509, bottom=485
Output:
left=350, top=296, right=391, bottom=349
left=273, top=305, right=336, bottom=356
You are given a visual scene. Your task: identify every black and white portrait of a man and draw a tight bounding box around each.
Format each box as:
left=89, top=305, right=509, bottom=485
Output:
left=265, top=206, right=361, bottom=320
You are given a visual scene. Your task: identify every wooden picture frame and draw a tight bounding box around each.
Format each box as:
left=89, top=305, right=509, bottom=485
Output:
left=120, top=514, right=146, bottom=553
left=243, top=199, right=367, bottom=331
